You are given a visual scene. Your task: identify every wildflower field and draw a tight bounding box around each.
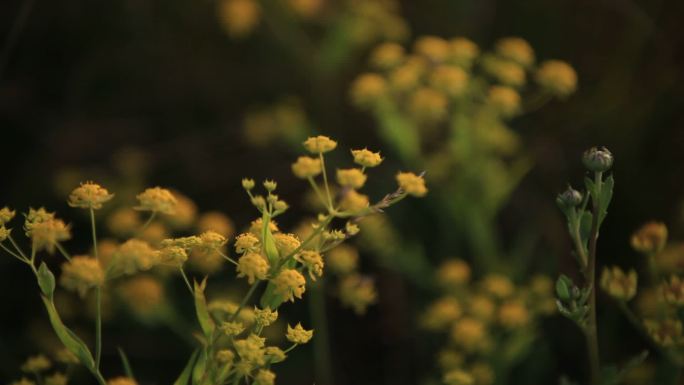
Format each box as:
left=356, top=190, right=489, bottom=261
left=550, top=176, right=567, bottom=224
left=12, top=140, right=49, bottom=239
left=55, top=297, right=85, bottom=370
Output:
left=2, top=1, right=684, bottom=385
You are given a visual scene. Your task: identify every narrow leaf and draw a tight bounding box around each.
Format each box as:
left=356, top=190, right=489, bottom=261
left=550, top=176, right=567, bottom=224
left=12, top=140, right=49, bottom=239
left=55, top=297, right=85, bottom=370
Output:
left=37, top=262, right=55, bottom=299
left=173, top=350, right=199, bottom=385
left=40, top=296, right=96, bottom=370
left=193, top=278, right=215, bottom=339
left=118, top=347, right=135, bottom=380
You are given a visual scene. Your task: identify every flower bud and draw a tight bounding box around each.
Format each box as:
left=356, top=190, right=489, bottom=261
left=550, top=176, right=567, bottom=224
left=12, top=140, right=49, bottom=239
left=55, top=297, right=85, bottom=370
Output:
left=556, top=186, right=583, bottom=208
left=242, top=178, right=255, bottom=190
left=582, top=147, right=613, bottom=172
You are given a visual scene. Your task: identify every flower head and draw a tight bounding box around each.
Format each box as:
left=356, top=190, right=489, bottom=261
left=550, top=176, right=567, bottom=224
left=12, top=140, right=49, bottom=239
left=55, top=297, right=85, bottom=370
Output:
left=660, top=275, right=684, bottom=305
left=370, top=42, right=405, bottom=69
left=327, top=244, right=359, bottom=274
left=600, top=266, right=637, bottom=301
left=21, top=355, right=51, bottom=372
left=443, top=369, right=475, bottom=385
left=498, top=301, right=530, bottom=328
left=235, top=232, right=260, bottom=254
left=60, top=256, right=104, bottom=297
left=487, top=86, right=520, bottom=118
left=159, top=245, right=188, bottom=267
left=234, top=334, right=266, bottom=364
left=430, top=66, right=468, bottom=97
left=351, top=149, right=383, bottom=168
left=273, top=233, right=301, bottom=258
left=339, top=274, right=377, bottom=314
left=286, top=323, right=314, bottom=344
left=0, top=206, right=16, bottom=225
left=451, top=317, right=486, bottom=351
left=449, top=37, right=479, bottom=67
left=237, top=252, right=269, bottom=283
left=119, top=275, right=166, bottom=318
left=291, top=156, right=322, bottom=179
left=437, top=259, right=471, bottom=288
left=631, top=222, right=668, bottom=255
left=254, top=307, right=278, bottom=326
left=0, top=226, right=10, bottom=242
left=495, top=37, right=535, bottom=67
left=414, top=36, right=450, bottom=63
left=644, top=318, right=682, bottom=347
left=339, top=190, right=370, bottom=213
left=272, top=268, right=306, bottom=302
left=253, top=369, right=276, bottom=385
left=350, top=73, right=387, bottom=107
left=135, top=187, right=178, bottom=214
left=421, top=297, right=462, bottom=331
left=303, top=136, right=337, bottom=154
left=396, top=172, right=428, bottom=197
left=295, top=250, right=324, bottom=280
left=536, top=60, right=578, bottom=98
left=44, top=373, right=67, bottom=385
left=111, top=239, right=160, bottom=275
left=28, top=217, right=71, bottom=254
left=107, top=377, right=138, bottom=385
left=68, top=182, right=114, bottom=210
left=336, top=168, right=367, bottom=189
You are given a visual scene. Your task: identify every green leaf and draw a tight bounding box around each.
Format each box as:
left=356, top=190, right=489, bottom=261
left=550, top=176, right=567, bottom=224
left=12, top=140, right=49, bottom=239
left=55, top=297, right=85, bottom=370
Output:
left=118, top=347, right=135, bottom=380
left=40, top=296, right=96, bottom=371
left=37, top=262, right=55, bottom=299
left=193, top=279, right=215, bottom=339
left=579, top=210, right=593, bottom=251
left=173, top=350, right=198, bottom=385
left=191, top=348, right=207, bottom=385
left=259, top=282, right=285, bottom=310
left=598, top=175, right=614, bottom=226
left=261, top=211, right=279, bottom=265
left=556, top=275, right=572, bottom=301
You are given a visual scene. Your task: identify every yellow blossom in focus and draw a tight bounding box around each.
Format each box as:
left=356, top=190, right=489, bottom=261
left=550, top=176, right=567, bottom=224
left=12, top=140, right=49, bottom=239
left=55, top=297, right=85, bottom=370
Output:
left=631, top=221, right=668, bottom=254
left=451, top=317, right=486, bottom=351
left=437, top=259, right=471, bottom=288
left=303, top=136, right=337, bottom=154
left=488, top=86, right=521, bottom=118
left=237, top=252, right=269, bottom=283
left=292, top=156, right=322, bottom=179
left=107, top=377, right=138, bottom=385
left=600, top=266, right=637, bottom=301
left=430, top=66, right=468, bottom=97
left=272, top=268, right=306, bottom=302
left=339, top=274, right=377, bottom=314
left=159, top=245, right=188, bottom=267
left=235, top=232, right=260, bottom=254
left=409, top=87, right=448, bottom=123
left=339, top=190, right=370, bottom=213
left=495, top=37, right=535, bottom=67
left=218, top=0, right=261, bottom=38
left=286, top=323, right=313, bottom=344
left=644, top=318, right=682, bottom=347
left=535, top=60, right=577, bottom=98
left=273, top=233, right=301, bottom=258
left=198, top=231, right=227, bottom=252
left=234, top=334, right=266, bottom=364
left=498, top=301, right=530, bottom=328
left=351, top=148, right=383, bottom=168
left=396, top=172, right=427, bottom=197
left=370, top=42, right=405, bottom=70
left=67, top=181, right=114, bottom=210
left=421, top=297, right=462, bottom=331
left=414, top=36, right=450, bottom=63
left=254, top=307, right=278, bottom=326
left=60, top=256, right=104, bottom=297
left=0, top=226, right=10, bottom=242
left=21, top=355, right=51, bottom=372
left=350, top=73, right=387, bottom=107
left=327, top=244, right=359, bottom=274
left=220, top=321, right=246, bottom=336
left=336, top=168, right=367, bottom=189
left=135, top=187, right=178, bottom=215
left=249, top=218, right=279, bottom=235
left=295, top=250, right=324, bottom=280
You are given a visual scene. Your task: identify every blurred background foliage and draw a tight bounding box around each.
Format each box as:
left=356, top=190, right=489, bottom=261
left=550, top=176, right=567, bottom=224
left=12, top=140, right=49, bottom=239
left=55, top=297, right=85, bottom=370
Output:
left=2, top=0, right=684, bottom=384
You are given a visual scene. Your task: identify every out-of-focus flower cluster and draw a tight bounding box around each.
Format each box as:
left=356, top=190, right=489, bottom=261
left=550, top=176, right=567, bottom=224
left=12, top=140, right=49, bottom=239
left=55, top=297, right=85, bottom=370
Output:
left=422, top=259, right=556, bottom=385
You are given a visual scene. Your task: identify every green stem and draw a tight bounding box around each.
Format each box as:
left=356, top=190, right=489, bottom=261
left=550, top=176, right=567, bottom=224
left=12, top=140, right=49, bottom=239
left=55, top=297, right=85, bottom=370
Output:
left=0, top=242, right=27, bottom=262
left=56, top=242, right=72, bottom=261
left=318, top=153, right=334, bottom=210
left=585, top=171, right=603, bottom=385
left=139, top=211, right=157, bottom=234
left=8, top=234, right=28, bottom=259
left=90, top=208, right=103, bottom=370
left=217, top=250, right=239, bottom=266
left=307, top=177, right=328, bottom=210
left=309, top=279, right=333, bottom=385
left=179, top=267, right=194, bottom=294
left=283, top=343, right=298, bottom=354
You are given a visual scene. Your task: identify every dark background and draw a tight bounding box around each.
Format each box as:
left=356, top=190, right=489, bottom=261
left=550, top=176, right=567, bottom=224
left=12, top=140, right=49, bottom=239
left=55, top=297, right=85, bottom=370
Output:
left=1, top=0, right=684, bottom=384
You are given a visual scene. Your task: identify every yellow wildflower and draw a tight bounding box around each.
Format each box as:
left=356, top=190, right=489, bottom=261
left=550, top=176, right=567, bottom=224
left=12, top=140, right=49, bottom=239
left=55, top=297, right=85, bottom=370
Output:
left=159, top=245, right=188, bottom=267
left=661, top=275, right=684, bottom=305
left=351, top=148, right=383, bottom=168
left=265, top=346, right=286, bottom=363
left=481, top=274, right=514, bottom=299
left=292, top=156, right=322, bottom=179
left=451, top=317, right=486, bottom=351
left=67, top=181, right=114, bottom=210
left=220, top=321, right=246, bottom=336
left=631, top=221, right=668, bottom=254
left=54, top=348, right=79, bottom=364
left=198, top=231, right=227, bottom=252
left=336, top=168, right=367, bottom=189
left=253, top=369, right=276, bottom=385
left=483, top=56, right=526, bottom=87
left=303, top=136, right=337, bottom=154
left=644, top=318, right=682, bottom=347
left=409, top=87, right=448, bottom=123
left=111, top=239, right=160, bottom=275
left=254, top=307, right=278, bottom=326
left=498, top=301, right=530, bottom=328
left=236, top=252, right=269, bottom=283
left=216, top=349, right=235, bottom=365
left=495, top=37, right=535, bottom=67
left=0, top=226, right=10, bottom=242
left=339, top=190, right=370, bottom=213
left=326, top=244, right=359, bottom=274
left=118, top=275, right=165, bottom=318
left=273, top=233, right=301, bottom=258
left=235, top=232, right=260, bottom=254
left=21, top=355, right=51, bottom=372
left=135, top=187, right=177, bottom=215
left=430, top=66, right=468, bottom=97
left=295, top=250, right=324, bottom=280
left=107, top=208, right=141, bottom=237
left=437, top=259, right=471, bottom=288
left=272, top=268, right=306, bottom=302
left=389, top=61, right=423, bottom=92
left=414, top=35, right=450, bottom=63
left=339, top=274, right=377, bottom=314
left=443, top=369, right=475, bottom=385
left=350, top=73, right=387, bottom=107
left=234, top=334, right=266, bottom=364
left=29, top=218, right=71, bottom=254
left=107, top=377, right=138, bottom=385
left=249, top=218, right=279, bottom=235
left=60, top=256, right=104, bottom=297
left=161, top=236, right=202, bottom=251
left=449, top=37, right=479, bottom=67
left=600, top=266, right=637, bottom=301
left=488, top=86, right=521, bottom=118
left=0, top=206, right=16, bottom=225
left=396, top=172, right=428, bottom=197
left=198, top=211, right=234, bottom=238
left=370, top=42, right=405, bottom=69
left=535, top=60, right=577, bottom=98
left=470, top=295, right=495, bottom=322
left=421, top=297, right=462, bottom=331
left=286, top=323, right=314, bottom=344
left=45, top=373, right=67, bottom=385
